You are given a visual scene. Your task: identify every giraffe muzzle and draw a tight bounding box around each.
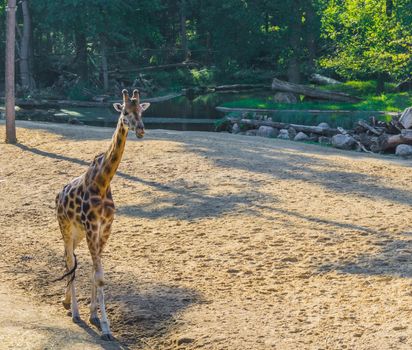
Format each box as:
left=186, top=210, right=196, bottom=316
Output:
left=136, top=128, right=145, bottom=138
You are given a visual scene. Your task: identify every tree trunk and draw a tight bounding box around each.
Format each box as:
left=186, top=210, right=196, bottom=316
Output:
left=100, top=37, right=109, bottom=92
left=287, top=1, right=302, bottom=83
left=5, top=0, right=17, bottom=143
left=180, top=0, right=189, bottom=61
left=376, top=73, right=385, bottom=94
left=305, top=1, right=317, bottom=71
left=74, top=31, right=88, bottom=82
left=19, top=0, right=34, bottom=90
left=386, top=0, right=393, bottom=17
left=371, top=129, right=412, bottom=152
left=272, top=78, right=362, bottom=102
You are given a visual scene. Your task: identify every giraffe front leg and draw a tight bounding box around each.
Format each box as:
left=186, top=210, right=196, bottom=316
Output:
left=97, top=281, right=113, bottom=341
left=89, top=266, right=101, bottom=329
left=87, top=229, right=114, bottom=340
left=93, top=257, right=113, bottom=340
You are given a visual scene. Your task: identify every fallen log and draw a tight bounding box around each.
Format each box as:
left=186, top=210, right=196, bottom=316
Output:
left=214, top=84, right=271, bottom=91
left=108, top=61, right=200, bottom=74
left=310, top=74, right=342, bottom=85
left=357, top=120, right=383, bottom=136
left=271, top=78, right=362, bottom=103
left=235, top=118, right=340, bottom=136
left=370, top=129, right=412, bottom=152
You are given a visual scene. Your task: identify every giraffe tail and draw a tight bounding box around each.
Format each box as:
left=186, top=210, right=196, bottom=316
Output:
left=52, top=252, right=78, bottom=286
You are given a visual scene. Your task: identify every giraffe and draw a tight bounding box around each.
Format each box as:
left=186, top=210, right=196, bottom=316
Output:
left=55, top=89, right=150, bottom=340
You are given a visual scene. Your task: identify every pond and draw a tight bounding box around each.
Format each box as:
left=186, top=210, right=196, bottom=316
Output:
left=4, top=91, right=396, bottom=131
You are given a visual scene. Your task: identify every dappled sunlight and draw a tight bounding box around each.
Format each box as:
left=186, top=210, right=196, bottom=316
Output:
left=2, top=122, right=412, bottom=349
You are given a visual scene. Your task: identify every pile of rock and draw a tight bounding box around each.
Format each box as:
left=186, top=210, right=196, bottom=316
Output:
left=231, top=121, right=335, bottom=145
left=228, top=106, right=412, bottom=158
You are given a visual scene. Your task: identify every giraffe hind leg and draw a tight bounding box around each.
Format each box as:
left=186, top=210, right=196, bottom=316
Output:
left=64, top=241, right=80, bottom=322
left=56, top=216, right=80, bottom=322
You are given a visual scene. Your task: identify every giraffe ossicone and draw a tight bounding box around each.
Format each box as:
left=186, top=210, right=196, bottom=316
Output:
left=55, top=89, right=150, bottom=340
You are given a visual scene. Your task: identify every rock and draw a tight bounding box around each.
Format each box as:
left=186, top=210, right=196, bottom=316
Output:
left=68, top=118, right=84, bottom=125
left=317, top=122, right=330, bottom=129
left=294, top=132, right=309, bottom=141
left=395, top=144, right=412, bottom=158
left=176, top=336, right=195, bottom=346
left=318, top=136, right=332, bottom=145
left=273, top=92, right=298, bottom=104
left=256, top=126, right=278, bottom=138
left=309, top=133, right=319, bottom=142
left=245, top=129, right=257, bottom=136
left=288, top=127, right=297, bottom=140
left=277, top=129, right=289, bottom=140
left=232, top=123, right=240, bottom=134
left=331, top=134, right=356, bottom=150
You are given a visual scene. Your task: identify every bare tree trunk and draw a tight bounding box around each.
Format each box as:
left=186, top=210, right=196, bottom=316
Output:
left=305, top=1, right=317, bottom=71
left=100, top=37, right=109, bottom=92
left=386, top=0, right=393, bottom=17
left=376, top=73, right=386, bottom=94
left=19, top=0, right=34, bottom=90
left=180, top=0, right=189, bottom=61
left=287, top=1, right=302, bottom=83
left=5, top=0, right=17, bottom=144
left=74, top=31, right=88, bottom=82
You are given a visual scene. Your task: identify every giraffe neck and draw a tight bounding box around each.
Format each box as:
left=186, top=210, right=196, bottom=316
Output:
left=92, top=117, right=129, bottom=193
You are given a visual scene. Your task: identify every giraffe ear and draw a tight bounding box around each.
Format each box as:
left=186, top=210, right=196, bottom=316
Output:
left=140, top=103, right=151, bottom=111
left=113, top=103, right=123, bottom=112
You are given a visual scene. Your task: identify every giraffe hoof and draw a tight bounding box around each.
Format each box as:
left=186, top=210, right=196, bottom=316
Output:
left=72, top=316, right=81, bottom=324
left=101, top=333, right=115, bottom=341
left=62, top=301, right=71, bottom=310
left=89, top=316, right=101, bottom=329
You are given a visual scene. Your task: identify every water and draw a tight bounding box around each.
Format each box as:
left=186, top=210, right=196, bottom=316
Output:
left=7, top=91, right=395, bottom=131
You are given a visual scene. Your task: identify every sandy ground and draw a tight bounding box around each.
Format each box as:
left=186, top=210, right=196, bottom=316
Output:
left=1, top=120, right=412, bottom=349
left=0, top=284, right=120, bottom=349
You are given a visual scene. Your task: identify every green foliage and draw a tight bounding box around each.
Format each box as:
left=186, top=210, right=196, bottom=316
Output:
left=222, top=90, right=412, bottom=112
left=67, top=81, right=93, bottom=101
left=320, top=80, right=397, bottom=95
left=190, top=68, right=215, bottom=86
left=320, top=0, right=412, bottom=82
left=0, top=0, right=411, bottom=96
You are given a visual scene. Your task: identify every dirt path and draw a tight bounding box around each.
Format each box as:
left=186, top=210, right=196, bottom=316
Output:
left=0, top=284, right=123, bottom=349
left=1, top=120, right=412, bottom=349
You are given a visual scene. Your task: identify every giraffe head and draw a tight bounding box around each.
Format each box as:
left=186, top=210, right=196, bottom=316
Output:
left=113, top=89, right=150, bottom=139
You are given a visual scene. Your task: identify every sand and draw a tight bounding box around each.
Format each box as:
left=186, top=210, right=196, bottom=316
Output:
left=1, top=120, right=412, bottom=349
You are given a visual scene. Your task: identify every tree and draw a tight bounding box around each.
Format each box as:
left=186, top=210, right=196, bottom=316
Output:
left=5, top=0, right=17, bottom=144
left=320, top=0, right=412, bottom=93
left=17, top=0, right=35, bottom=90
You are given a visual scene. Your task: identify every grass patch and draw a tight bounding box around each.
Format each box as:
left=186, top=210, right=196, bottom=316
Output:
left=222, top=81, right=411, bottom=112
left=221, top=93, right=411, bottom=112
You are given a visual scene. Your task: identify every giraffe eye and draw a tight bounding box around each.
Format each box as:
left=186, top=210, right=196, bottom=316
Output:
left=123, top=111, right=129, bottom=116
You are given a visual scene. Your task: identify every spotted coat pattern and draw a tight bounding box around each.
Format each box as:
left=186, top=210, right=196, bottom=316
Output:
left=55, top=89, right=149, bottom=340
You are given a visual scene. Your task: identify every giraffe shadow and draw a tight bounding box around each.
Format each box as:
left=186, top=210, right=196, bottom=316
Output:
left=5, top=242, right=200, bottom=348
left=103, top=273, right=201, bottom=346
